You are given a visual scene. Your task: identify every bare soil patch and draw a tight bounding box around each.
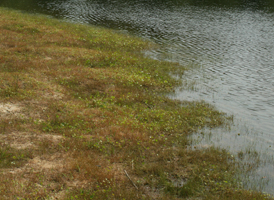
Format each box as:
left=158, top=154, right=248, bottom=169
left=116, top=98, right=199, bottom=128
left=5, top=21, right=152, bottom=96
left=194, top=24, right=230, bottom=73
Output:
left=0, top=103, right=21, bottom=117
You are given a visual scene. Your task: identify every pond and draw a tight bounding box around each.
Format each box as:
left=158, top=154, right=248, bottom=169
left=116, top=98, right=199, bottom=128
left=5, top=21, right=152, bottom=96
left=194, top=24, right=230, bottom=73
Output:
left=1, top=0, right=274, bottom=195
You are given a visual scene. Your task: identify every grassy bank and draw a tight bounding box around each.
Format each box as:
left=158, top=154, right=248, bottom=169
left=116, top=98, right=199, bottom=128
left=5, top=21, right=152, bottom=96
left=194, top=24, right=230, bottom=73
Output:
left=0, top=8, right=271, bottom=199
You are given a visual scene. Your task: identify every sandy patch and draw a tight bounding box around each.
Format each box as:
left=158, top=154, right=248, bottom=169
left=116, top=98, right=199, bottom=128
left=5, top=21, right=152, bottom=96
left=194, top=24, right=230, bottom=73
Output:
left=0, top=103, right=21, bottom=116
left=1, top=153, right=71, bottom=199
left=0, top=132, right=63, bottom=150
left=28, top=155, right=64, bottom=170
left=6, top=152, right=68, bottom=175
left=48, top=190, right=67, bottom=200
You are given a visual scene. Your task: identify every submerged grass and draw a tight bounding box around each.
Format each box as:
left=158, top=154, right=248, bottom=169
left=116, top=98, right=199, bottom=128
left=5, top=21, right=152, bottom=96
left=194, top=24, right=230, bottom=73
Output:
left=0, top=7, right=272, bottom=199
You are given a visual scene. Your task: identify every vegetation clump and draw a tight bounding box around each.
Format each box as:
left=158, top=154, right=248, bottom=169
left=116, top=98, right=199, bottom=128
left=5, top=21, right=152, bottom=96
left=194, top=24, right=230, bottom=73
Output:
left=0, top=8, right=272, bottom=199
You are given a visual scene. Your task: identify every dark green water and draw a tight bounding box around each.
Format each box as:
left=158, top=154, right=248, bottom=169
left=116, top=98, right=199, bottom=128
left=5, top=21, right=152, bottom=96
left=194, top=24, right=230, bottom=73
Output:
left=1, top=0, right=274, bottom=195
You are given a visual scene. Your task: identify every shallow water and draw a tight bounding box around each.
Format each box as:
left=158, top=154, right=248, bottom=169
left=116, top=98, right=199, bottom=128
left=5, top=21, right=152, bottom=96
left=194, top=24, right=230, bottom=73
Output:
left=1, top=0, right=274, bottom=194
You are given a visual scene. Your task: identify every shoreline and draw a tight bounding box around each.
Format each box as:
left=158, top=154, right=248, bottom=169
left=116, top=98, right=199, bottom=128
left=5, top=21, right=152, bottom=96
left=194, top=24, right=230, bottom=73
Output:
left=0, top=8, right=272, bottom=199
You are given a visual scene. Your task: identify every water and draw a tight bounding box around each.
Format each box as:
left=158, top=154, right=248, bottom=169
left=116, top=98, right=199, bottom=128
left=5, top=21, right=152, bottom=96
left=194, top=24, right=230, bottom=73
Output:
left=1, top=0, right=274, bottom=194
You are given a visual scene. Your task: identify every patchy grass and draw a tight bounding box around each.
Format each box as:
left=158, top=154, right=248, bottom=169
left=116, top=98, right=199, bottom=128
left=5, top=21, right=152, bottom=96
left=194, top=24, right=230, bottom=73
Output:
left=0, top=7, right=272, bottom=199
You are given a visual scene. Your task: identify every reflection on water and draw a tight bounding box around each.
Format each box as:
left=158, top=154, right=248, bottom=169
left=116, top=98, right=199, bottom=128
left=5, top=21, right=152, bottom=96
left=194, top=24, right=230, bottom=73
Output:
left=1, top=0, right=274, bottom=194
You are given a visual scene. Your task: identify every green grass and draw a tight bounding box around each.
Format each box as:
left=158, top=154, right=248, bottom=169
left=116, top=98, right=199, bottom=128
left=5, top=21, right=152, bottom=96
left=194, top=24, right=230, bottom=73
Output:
left=0, top=7, right=272, bottom=199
